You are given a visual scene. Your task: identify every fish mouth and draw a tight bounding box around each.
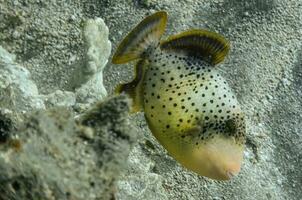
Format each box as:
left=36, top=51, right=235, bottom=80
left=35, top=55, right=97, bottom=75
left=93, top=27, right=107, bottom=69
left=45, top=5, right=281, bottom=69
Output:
left=223, top=159, right=241, bottom=180
left=225, top=166, right=240, bottom=180
left=188, top=134, right=244, bottom=180
left=226, top=171, right=235, bottom=179
left=212, top=148, right=242, bottom=180
left=209, top=162, right=241, bottom=180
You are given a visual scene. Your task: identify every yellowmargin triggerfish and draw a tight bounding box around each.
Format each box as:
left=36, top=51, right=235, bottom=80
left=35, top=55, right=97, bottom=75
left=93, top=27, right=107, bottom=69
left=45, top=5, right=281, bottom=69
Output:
left=112, top=11, right=246, bottom=181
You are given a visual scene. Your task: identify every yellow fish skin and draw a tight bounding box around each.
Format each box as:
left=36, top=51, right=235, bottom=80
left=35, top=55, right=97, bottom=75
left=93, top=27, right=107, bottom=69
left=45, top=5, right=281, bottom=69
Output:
left=112, top=11, right=245, bottom=181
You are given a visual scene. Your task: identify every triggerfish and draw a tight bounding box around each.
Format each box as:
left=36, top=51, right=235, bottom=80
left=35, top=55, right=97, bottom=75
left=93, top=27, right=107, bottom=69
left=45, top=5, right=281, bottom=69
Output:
left=112, top=11, right=245, bottom=180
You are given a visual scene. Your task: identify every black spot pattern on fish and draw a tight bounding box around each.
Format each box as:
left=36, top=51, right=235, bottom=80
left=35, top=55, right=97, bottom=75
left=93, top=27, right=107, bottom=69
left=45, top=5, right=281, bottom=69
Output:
left=142, top=47, right=245, bottom=146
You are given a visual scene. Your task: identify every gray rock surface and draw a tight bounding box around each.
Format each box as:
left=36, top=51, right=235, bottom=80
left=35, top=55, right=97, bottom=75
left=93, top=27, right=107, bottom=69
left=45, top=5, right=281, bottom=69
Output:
left=0, top=95, right=138, bottom=200
left=42, top=90, right=76, bottom=108
left=0, top=0, right=301, bottom=200
left=74, top=18, right=111, bottom=104
left=0, top=46, right=45, bottom=111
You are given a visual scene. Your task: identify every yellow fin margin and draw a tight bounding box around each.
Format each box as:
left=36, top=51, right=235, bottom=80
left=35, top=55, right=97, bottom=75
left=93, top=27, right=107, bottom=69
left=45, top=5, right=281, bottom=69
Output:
left=112, top=11, right=167, bottom=64
left=160, top=29, right=230, bottom=65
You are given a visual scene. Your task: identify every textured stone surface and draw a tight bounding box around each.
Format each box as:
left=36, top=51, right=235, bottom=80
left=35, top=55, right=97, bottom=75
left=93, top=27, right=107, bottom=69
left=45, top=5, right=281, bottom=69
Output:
left=0, top=46, right=45, bottom=111
left=0, top=0, right=301, bottom=199
left=0, top=95, right=138, bottom=200
left=42, top=90, right=76, bottom=108
left=74, top=18, right=111, bottom=104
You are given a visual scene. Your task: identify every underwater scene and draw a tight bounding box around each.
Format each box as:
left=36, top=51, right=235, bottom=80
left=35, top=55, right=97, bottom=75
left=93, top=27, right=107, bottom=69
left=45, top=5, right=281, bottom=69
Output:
left=0, top=0, right=301, bottom=199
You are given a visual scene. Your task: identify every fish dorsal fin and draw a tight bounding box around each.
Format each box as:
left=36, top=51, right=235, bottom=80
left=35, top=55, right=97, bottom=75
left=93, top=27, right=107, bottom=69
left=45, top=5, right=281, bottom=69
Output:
left=112, top=11, right=167, bottom=64
left=115, top=59, right=148, bottom=112
left=160, top=29, right=230, bottom=65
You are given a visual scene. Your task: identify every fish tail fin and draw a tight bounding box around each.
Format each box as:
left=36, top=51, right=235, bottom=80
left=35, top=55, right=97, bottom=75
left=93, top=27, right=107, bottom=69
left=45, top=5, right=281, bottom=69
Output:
left=160, top=29, right=230, bottom=65
left=115, top=59, right=148, bottom=112
left=112, top=11, right=167, bottom=64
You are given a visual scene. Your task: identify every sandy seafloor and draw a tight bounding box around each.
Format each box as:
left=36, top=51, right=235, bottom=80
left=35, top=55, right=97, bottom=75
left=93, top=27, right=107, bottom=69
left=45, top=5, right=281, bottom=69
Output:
left=0, top=0, right=301, bottom=200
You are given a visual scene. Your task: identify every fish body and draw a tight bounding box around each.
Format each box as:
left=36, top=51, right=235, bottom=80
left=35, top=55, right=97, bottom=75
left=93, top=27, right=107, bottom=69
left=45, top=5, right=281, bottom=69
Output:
left=112, top=11, right=245, bottom=180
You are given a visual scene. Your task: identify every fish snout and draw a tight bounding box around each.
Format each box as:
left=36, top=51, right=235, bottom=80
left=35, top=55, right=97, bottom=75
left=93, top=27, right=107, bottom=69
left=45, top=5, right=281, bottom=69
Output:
left=212, top=142, right=243, bottom=180
left=191, top=135, right=244, bottom=180
left=223, top=161, right=241, bottom=180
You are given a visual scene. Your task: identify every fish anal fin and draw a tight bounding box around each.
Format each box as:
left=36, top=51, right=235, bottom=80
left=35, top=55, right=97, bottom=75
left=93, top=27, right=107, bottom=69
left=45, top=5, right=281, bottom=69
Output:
left=112, top=11, right=167, bottom=64
left=115, top=59, right=147, bottom=113
left=160, top=29, right=230, bottom=65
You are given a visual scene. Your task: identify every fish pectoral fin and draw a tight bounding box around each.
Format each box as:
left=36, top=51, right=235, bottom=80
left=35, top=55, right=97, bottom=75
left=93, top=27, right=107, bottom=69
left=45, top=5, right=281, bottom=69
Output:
left=112, top=11, right=167, bottom=64
left=115, top=59, right=147, bottom=113
left=185, top=125, right=202, bottom=136
left=179, top=125, right=203, bottom=140
left=160, top=29, right=230, bottom=65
